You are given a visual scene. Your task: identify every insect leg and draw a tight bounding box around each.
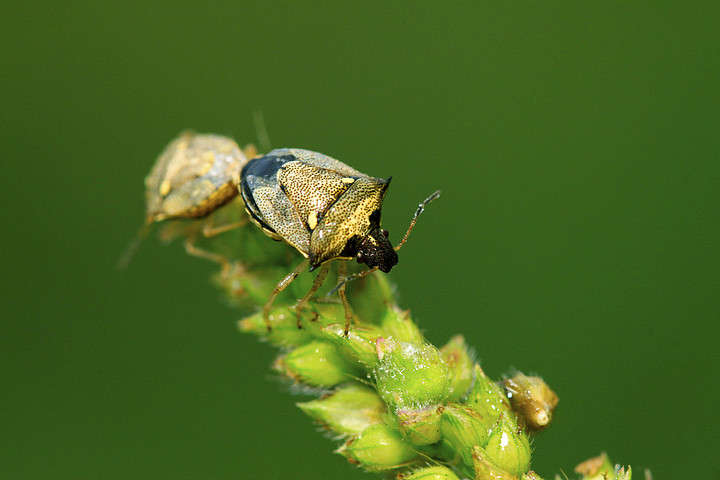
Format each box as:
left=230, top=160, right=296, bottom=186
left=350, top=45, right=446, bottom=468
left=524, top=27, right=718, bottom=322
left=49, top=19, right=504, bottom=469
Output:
left=200, top=217, right=249, bottom=237
left=190, top=202, right=250, bottom=273
left=242, top=144, right=259, bottom=160
left=294, top=263, right=331, bottom=328
left=263, top=258, right=310, bottom=331
left=336, top=261, right=354, bottom=337
left=200, top=195, right=250, bottom=238
left=328, top=266, right=378, bottom=297
left=183, top=235, right=232, bottom=276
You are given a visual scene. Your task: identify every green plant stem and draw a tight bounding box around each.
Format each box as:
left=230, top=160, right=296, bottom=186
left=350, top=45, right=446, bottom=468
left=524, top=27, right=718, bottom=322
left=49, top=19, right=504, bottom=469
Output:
left=156, top=165, right=633, bottom=480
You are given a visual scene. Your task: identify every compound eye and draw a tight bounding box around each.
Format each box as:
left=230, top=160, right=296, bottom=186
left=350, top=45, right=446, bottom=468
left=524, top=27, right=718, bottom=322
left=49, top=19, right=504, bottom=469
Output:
left=382, top=229, right=389, bottom=238
left=356, top=251, right=366, bottom=264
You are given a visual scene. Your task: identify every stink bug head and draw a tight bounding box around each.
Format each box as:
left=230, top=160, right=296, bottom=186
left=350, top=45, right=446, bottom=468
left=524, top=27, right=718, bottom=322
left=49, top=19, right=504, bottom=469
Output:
left=356, top=227, right=398, bottom=273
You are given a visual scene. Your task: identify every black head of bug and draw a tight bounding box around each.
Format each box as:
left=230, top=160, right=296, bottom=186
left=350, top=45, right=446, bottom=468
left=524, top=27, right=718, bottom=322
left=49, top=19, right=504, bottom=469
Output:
left=356, top=227, right=398, bottom=273
left=328, top=190, right=441, bottom=298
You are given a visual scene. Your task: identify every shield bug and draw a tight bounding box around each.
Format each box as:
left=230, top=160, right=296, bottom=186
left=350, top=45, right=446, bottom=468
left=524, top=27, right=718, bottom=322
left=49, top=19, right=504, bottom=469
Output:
left=119, top=131, right=254, bottom=270
left=240, top=148, right=439, bottom=335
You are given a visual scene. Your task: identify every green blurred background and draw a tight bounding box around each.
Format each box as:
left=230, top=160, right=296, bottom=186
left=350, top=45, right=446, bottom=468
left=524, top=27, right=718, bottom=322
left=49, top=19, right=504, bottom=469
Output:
left=2, top=2, right=718, bottom=479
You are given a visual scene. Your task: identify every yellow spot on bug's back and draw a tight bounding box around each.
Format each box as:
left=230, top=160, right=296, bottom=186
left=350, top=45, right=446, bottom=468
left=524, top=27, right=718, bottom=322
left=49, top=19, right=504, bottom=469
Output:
left=198, top=152, right=215, bottom=176
left=308, top=211, right=318, bottom=230
left=341, top=177, right=355, bottom=184
left=160, top=179, right=171, bottom=197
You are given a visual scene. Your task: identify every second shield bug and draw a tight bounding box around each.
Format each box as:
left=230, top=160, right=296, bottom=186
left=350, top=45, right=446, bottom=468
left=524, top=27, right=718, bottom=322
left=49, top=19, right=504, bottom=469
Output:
left=119, top=131, right=255, bottom=270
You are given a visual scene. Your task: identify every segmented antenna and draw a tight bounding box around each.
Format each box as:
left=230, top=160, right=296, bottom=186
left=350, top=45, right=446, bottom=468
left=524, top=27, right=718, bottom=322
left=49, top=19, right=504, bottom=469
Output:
left=116, top=222, right=153, bottom=270
left=394, top=190, right=441, bottom=251
left=253, top=110, right=272, bottom=153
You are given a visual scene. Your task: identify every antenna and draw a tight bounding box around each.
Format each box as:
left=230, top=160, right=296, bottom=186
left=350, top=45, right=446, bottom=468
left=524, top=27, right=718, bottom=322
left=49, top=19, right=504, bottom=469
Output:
left=394, top=190, right=441, bottom=251
left=116, top=222, right=153, bottom=270
left=253, top=110, right=272, bottom=153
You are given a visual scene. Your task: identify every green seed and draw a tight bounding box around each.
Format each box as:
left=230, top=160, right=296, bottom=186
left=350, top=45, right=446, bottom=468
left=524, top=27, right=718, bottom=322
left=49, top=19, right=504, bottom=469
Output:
left=476, top=415, right=530, bottom=477
left=238, top=308, right=313, bottom=346
left=379, top=304, right=424, bottom=345
left=297, top=383, right=385, bottom=436
left=338, top=423, right=418, bottom=471
left=321, top=323, right=384, bottom=369
left=466, top=365, right=511, bottom=425
left=396, top=405, right=443, bottom=446
left=399, top=465, right=461, bottom=480
left=277, top=340, right=362, bottom=387
left=440, top=403, right=490, bottom=467
left=440, top=335, right=475, bottom=402
left=374, top=338, right=452, bottom=410
left=471, top=447, right=519, bottom=480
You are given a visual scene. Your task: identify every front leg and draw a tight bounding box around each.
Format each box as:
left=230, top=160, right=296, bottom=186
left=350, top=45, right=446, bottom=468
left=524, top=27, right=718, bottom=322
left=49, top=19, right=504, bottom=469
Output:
left=294, top=263, right=331, bottom=328
left=336, top=261, right=354, bottom=337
